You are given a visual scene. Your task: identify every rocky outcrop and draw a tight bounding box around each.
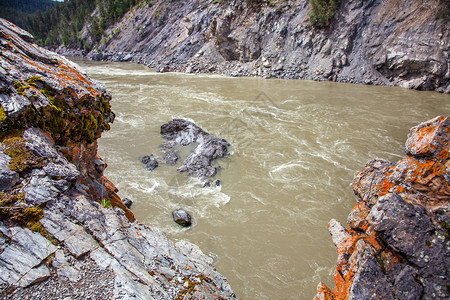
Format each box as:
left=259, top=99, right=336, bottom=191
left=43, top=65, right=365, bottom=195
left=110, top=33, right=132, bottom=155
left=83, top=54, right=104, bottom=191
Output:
left=0, top=18, right=236, bottom=299
left=315, top=116, right=450, bottom=299
left=161, top=119, right=230, bottom=178
left=58, top=0, right=449, bottom=93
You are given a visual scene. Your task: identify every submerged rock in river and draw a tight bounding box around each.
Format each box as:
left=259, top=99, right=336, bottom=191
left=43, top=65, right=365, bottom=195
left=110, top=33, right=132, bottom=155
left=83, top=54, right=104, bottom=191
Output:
left=160, top=119, right=230, bottom=178
left=141, top=154, right=159, bottom=171
left=315, top=116, right=450, bottom=300
left=160, top=141, right=179, bottom=165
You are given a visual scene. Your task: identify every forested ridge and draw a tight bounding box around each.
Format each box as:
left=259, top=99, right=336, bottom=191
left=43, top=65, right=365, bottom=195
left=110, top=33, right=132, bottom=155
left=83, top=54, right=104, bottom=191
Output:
left=1, top=0, right=145, bottom=49
left=0, top=0, right=54, bottom=29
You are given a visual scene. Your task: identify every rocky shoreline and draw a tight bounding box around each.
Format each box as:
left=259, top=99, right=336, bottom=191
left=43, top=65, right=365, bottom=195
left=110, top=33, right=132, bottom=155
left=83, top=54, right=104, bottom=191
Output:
left=55, top=0, right=449, bottom=93
left=0, top=18, right=236, bottom=299
left=315, top=116, right=450, bottom=299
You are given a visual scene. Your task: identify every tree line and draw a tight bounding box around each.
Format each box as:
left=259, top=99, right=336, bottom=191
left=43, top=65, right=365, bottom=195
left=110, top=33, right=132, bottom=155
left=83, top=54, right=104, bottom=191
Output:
left=0, top=0, right=55, bottom=29
left=2, top=0, right=142, bottom=50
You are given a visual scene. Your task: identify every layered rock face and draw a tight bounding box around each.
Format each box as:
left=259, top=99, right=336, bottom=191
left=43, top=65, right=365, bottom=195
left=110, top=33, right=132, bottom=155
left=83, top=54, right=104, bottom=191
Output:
left=61, top=0, right=449, bottom=93
left=0, top=18, right=236, bottom=299
left=315, top=116, right=450, bottom=299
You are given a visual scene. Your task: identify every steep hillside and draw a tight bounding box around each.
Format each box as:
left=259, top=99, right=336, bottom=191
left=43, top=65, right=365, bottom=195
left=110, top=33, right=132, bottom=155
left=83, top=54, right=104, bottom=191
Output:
left=55, top=0, right=449, bottom=93
left=0, top=18, right=236, bottom=299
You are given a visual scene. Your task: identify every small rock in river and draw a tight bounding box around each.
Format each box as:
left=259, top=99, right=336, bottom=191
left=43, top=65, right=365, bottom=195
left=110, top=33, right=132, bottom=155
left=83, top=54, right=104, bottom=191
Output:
left=141, top=155, right=159, bottom=171
left=122, top=197, right=133, bottom=208
left=203, top=179, right=221, bottom=188
left=202, top=181, right=211, bottom=188
left=172, top=209, right=192, bottom=227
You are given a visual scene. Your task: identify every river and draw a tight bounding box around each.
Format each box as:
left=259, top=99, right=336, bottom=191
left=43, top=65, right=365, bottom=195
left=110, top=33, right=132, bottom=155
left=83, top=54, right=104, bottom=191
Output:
left=70, top=57, right=449, bottom=299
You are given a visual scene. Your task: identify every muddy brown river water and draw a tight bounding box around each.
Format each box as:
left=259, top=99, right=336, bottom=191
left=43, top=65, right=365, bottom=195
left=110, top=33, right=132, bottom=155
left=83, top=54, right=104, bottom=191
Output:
left=71, top=57, right=450, bottom=299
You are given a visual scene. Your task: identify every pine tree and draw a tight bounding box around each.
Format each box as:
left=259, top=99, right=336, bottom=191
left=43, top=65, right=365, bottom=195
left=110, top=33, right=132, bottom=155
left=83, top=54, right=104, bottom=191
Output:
left=309, top=0, right=340, bottom=28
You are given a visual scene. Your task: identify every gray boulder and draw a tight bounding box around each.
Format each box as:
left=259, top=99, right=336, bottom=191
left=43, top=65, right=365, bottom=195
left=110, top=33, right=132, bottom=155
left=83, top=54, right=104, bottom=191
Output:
left=23, top=127, right=59, bottom=159
left=43, top=162, right=80, bottom=181
left=368, top=193, right=439, bottom=268
left=347, top=240, right=395, bottom=300
left=0, top=225, right=57, bottom=287
left=179, top=135, right=229, bottom=177
left=172, top=209, right=192, bottom=227
left=367, top=193, right=449, bottom=294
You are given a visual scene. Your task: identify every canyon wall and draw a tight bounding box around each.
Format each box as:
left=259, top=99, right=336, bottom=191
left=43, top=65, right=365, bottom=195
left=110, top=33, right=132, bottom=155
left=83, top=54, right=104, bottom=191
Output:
left=60, top=0, right=449, bottom=93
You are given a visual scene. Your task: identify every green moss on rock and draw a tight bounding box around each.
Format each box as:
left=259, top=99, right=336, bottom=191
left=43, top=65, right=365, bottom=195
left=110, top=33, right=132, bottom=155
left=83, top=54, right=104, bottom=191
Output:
left=0, top=192, right=58, bottom=245
left=7, top=75, right=113, bottom=146
left=2, top=136, right=46, bottom=174
left=0, top=106, right=6, bottom=124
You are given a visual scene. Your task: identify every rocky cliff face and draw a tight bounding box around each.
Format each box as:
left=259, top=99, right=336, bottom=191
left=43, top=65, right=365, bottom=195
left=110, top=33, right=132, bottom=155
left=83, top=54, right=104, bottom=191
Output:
left=315, top=116, right=450, bottom=299
left=59, top=0, right=449, bottom=93
left=0, top=18, right=236, bottom=299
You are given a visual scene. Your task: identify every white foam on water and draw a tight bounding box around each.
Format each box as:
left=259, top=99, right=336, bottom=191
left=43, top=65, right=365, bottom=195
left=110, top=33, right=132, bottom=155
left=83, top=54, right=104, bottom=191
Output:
left=81, top=67, right=159, bottom=77
left=128, top=180, right=160, bottom=194
left=163, top=176, right=231, bottom=218
left=115, top=113, right=145, bottom=128
left=269, top=162, right=311, bottom=182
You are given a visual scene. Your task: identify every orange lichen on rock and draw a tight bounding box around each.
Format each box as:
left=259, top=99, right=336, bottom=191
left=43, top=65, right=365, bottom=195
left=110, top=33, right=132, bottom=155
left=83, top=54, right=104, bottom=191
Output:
left=314, top=282, right=335, bottom=300
left=347, top=202, right=370, bottom=231
left=373, top=169, right=394, bottom=198
left=99, top=175, right=135, bottom=221
left=317, top=116, right=450, bottom=300
left=1, top=18, right=114, bottom=145
left=333, top=247, right=358, bottom=298
left=405, top=116, right=449, bottom=159
left=380, top=249, right=403, bottom=274
left=0, top=18, right=137, bottom=223
left=102, top=176, right=119, bottom=194
left=352, top=160, right=396, bottom=206
left=390, top=156, right=449, bottom=207
left=362, top=227, right=383, bottom=252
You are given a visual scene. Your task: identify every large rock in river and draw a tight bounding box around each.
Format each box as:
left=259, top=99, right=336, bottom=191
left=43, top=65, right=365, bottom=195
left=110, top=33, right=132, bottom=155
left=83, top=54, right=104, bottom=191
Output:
left=161, top=119, right=230, bottom=178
